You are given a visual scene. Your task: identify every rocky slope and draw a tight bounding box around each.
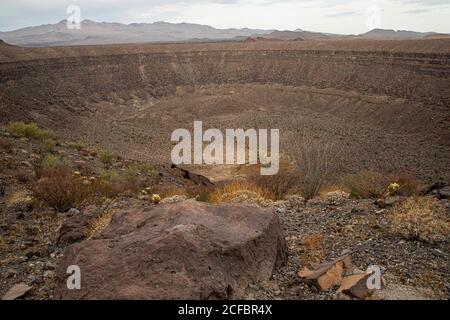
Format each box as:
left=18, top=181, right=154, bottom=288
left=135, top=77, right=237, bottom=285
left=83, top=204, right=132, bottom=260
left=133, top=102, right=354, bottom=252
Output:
left=1, top=40, right=449, bottom=182
left=1, top=129, right=449, bottom=300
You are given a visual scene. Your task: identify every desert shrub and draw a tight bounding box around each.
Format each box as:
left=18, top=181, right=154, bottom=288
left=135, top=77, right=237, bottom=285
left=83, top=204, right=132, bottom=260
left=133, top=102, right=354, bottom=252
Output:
left=250, top=170, right=299, bottom=200
left=32, top=165, right=88, bottom=212
left=6, top=122, right=53, bottom=140
left=67, top=141, right=86, bottom=151
left=132, top=163, right=158, bottom=177
left=207, top=181, right=275, bottom=203
left=41, top=138, right=56, bottom=153
left=386, top=173, right=420, bottom=196
left=34, top=154, right=69, bottom=179
left=388, top=196, right=450, bottom=243
left=296, top=134, right=338, bottom=200
left=343, top=169, right=387, bottom=199
left=33, top=156, right=148, bottom=210
left=120, top=166, right=146, bottom=190
left=93, top=168, right=143, bottom=198
left=98, top=149, right=116, bottom=166
left=0, top=137, right=13, bottom=152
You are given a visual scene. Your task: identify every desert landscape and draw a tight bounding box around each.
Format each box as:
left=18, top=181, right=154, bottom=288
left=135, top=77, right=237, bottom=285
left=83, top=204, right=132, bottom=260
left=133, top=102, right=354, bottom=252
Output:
left=0, top=25, right=449, bottom=301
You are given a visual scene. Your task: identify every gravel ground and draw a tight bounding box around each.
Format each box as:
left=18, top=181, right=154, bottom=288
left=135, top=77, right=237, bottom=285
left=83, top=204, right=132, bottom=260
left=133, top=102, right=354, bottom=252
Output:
left=244, top=195, right=450, bottom=300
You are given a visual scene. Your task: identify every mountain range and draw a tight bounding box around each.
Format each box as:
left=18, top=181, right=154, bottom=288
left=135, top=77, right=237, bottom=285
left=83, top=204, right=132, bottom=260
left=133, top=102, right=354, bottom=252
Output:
left=0, top=20, right=448, bottom=47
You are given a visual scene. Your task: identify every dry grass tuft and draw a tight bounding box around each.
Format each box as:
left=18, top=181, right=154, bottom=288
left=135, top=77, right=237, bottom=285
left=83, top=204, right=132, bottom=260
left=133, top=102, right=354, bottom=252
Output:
left=250, top=169, right=299, bottom=200
left=6, top=190, right=33, bottom=208
left=300, top=233, right=326, bottom=265
left=207, top=181, right=275, bottom=204
left=86, top=211, right=114, bottom=240
left=342, top=169, right=387, bottom=199
left=388, top=196, right=450, bottom=243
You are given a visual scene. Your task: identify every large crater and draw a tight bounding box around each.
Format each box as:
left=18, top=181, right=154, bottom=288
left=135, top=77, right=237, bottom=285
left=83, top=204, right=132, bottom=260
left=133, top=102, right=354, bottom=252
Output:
left=0, top=41, right=449, bottom=181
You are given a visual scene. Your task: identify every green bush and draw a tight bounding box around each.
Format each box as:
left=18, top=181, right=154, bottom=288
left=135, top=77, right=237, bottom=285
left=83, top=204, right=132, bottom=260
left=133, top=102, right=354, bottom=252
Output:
left=42, top=138, right=56, bottom=152
left=34, top=154, right=69, bottom=179
left=6, top=122, right=53, bottom=140
left=95, top=168, right=142, bottom=198
left=343, top=170, right=387, bottom=199
left=67, top=141, right=86, bottom=151
left=98, top=149, right=115, bottom=166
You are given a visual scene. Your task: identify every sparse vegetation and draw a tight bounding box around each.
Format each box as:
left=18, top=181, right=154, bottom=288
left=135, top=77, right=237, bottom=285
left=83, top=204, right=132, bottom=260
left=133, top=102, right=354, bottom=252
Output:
left=296, top=134, right=339, bottom=200
left=151, top=194, right=161, bottom=204
left=41, top=138, right=56, bottom=153
left=31, top=151, right=155, bottom=211
left=131, top=163, right=158, bottom=177
left=95, top=168, right=144, bottom=198
left=6, top=189, right=33, bottom=211
left=386, top=173, right=420, bottom=197
left=343, top=169, right=387, bottom=199
left=388, top=196, right=450, bottom=243
left=300, top=233, right=325, bottom=265
left=67, top=141, right=87, bottom=151
left=6, top=122, right=53, bottom=140
left=250, top=169, right=299, bottom=200
left=34, top=154, right=69, bottom=179
left=207, top=181, right=275, bottom=203
left=98, top=149, right=116, bottom=166
left=86, top=211, right=114, bottom=240
left=32, top=164, right=89, bottom=212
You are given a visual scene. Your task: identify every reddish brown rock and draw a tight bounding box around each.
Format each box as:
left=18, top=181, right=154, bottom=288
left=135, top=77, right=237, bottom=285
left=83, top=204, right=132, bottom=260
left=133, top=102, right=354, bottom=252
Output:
left=56, top=206, right=98, bottom=245
left=1, top=283, right=31, bottom=300
left=298, top=255, right=352, bottom=291
left=338, top=273, right=373, bottom=300
left=55, top=200, right=287, bottom=299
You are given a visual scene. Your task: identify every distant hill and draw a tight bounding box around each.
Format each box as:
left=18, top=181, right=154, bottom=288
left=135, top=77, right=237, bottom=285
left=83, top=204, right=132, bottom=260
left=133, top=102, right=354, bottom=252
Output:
left=423, top=33, right=450, bottom=39
left=0, top=20, right=447, bottom=47
left=243, top=28, right=447, bottom=42
left=357, top=28, right=438, bottom=39
left=260, top=30, right=331, bottom=41
left=0, top=20, right=272, bottom=47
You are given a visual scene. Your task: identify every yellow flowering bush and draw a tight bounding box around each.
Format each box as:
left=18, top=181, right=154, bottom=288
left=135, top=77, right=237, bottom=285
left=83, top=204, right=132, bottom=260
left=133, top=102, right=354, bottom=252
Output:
left=152, top=194, right=161, bottom=204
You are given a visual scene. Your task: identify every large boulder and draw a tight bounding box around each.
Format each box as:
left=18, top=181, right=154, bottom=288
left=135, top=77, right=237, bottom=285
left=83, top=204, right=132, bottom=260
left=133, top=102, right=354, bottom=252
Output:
left=55, top=200, right=287, bottom=299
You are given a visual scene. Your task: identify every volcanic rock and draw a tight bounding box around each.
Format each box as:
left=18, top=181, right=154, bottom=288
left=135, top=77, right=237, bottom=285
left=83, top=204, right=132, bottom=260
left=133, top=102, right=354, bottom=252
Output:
left=55, top=200, right=287, bottom=299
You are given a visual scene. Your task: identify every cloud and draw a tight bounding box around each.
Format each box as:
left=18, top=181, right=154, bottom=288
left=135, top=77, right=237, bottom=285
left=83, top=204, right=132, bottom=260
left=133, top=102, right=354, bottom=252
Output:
left=403, top=8, right=431, bottom=14
left=399, top=0, right=450, bottom=5
left=325, top=11, right=359, bottom=18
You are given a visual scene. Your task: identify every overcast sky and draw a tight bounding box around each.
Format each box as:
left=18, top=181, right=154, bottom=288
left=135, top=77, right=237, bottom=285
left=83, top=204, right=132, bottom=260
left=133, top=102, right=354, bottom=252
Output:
left=1, top=0, right=449, bottom=34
